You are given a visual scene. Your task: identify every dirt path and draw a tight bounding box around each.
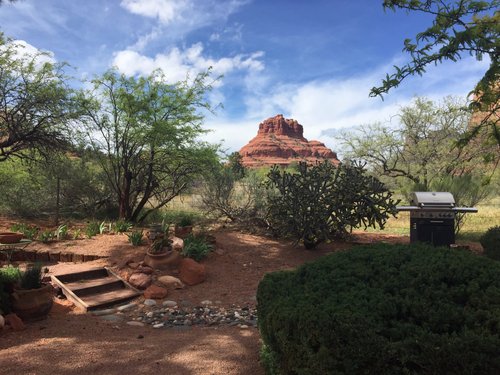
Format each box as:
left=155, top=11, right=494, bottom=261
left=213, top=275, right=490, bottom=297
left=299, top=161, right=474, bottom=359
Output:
left=1, top=228, right=416, bottom=374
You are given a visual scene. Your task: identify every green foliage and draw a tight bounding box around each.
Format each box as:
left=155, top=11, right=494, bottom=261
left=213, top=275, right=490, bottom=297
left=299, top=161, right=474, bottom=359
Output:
left=226, top=152, right=246, bottom=180
left=19, top=263, right=45, bottom=290
left=0, top=265, right=21, bottom=284
left=0, top=154, right=114, bottom=219
left=162, top=210, right=201, bottom=228
left=181, top=234, right=213, bottom=262
left=372, top=1, right=499, bottom=148
left=0, top=265, right=21, bottom=314
left=72, top=228, right=82, bottom=240
left=257, top=243, right=500, bottom=374
left=85, top=221, right=100, bottom=238
left=38, top=230, right=54, bottom=243
left=481, top=226, right=500, bottom=260
left=98, top=221, right=109, bottom=235
left=266, top=161, right=399, bottom=248
left=199, top=166, right=267, bottom=223
left=0, top=33, right=79, bottom=161
left=114, top=220, right=132, bottom=233
left=55, top=224, right=69, bottom=240
left=10, top=223, right=38, bottom=240
left=126, top=230, right=143, bottom=246
left=80, top=68, right=220, bottom=222
left=149, top=237, right=172, bottom=254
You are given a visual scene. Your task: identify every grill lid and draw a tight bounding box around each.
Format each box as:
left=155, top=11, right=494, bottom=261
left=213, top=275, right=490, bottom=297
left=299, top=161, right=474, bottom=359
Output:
left=411, top=192, right=455, bottom=208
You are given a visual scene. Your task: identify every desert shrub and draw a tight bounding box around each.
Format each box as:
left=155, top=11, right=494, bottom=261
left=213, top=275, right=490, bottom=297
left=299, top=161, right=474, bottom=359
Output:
left=199, top=167, right=267, bottom=223
left=181, top=234, right=213, bottom=261
left=127, top=230, right=143, bottom=246
left=85, top=221, right=100, bottom=238
left=162, top=210, right=201, bottom=227
left=38, top=230, right=54, bottom=243
left=257, top=243, right=500, bottom=375
left=55, top=224, right=69, bottom=240
left=10, top=223, right=38, bottom=240
left=114, top=220, right=132, bottom=233
left=266, top=161, right=399, bottom=248
left=481, top=225, right=500, bottom=260
left=0, top=266, right=21, bottom=314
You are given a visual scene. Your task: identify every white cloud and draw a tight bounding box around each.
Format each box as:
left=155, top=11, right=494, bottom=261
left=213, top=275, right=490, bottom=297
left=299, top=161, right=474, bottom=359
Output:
left=112, top=43, right=264, bottom=84
left=3, top=39, right=56, bottom=65
left=120, top=0, right=186, bottom=25
left=120, top=0, right=249, bottom=50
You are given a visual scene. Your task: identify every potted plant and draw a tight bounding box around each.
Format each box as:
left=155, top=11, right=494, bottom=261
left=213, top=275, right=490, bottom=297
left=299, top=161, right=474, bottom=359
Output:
left=147, top=237, right=173, bottom=257
left=174, top=215, right=194, bottom=239
left=11, top=263, right=53, bottom=321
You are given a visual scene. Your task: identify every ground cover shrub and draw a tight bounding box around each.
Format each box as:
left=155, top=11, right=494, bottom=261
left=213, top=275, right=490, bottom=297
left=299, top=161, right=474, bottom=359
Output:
left=181, top=234, right=213, bottom=261
left=55, top=224, right=69, bottom=240
left=127, top=230, right=143, bottom=246
left=114, top=220, right=132, bottom=233
left=266, top=161, right=399, bottom=248
left=162, top=210, right=201, bottom=227
left=10, top=223, right=38, bottom=240
left=481, top=225, right=500, bottom=260
left=0, top=266, right=21, bottom=314
left=199, top=167, right=267, bottom=224
left=257, top=243, right=500, bottom=374
left=85, top=221, right=100, bottom=238
left=38, top=230, right=54, bottom=243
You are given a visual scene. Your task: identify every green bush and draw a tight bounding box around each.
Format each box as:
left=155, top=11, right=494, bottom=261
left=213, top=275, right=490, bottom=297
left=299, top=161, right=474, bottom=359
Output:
left=114, top=220, right=132, bottom=233
left=257, top=243, right=500, bottom=374
left=181, top=234, right=213, bottom=261
left=266, top=161, right=399, bottom=248
left=10, top=223, right=38, bottom=240
left=85, top=221, right=100, bottom=238
left=127, top=230, right=143, bottom=246
left=481, top=226, right=500, bottom=260
left=0, top=266, right=21, bottom=314
left=19, top=263, right=45, bottom=290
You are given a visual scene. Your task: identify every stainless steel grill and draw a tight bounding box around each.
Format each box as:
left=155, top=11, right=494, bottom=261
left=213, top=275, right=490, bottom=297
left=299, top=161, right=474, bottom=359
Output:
left=397, top=192, right=477, bottom=247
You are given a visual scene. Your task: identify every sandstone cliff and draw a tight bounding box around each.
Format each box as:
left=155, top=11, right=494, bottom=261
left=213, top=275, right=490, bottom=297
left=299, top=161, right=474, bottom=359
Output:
left=239, top=114, right=340, bottom=168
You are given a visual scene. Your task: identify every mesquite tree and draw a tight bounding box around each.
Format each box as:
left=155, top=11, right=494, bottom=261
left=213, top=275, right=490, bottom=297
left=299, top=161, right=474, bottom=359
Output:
left=80, top=68, right=219, bottom=222
left=0, top=34, right=78, bottom=161
left=266, top=161, right=399, bottom=249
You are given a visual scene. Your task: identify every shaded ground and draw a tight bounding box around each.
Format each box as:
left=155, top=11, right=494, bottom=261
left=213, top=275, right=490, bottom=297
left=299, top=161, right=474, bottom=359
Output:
left=0, top=225, right=480, bottom=374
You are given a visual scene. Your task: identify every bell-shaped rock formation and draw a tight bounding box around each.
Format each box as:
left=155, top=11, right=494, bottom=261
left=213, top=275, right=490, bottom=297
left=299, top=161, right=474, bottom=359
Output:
left=239, top=114, right=340, bottom=167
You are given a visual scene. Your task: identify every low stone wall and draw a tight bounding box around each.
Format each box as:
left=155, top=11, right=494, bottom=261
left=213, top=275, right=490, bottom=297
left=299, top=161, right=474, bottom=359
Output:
left=0, top=249, right=107, bottom=263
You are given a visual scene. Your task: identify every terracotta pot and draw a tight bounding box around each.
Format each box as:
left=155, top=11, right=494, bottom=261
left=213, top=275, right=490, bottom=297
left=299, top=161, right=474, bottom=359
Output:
left=174, top=225, right=192, bottom=239
left=11, top=284, right=54, bottom=321
left=0, top=232, right=23, bottom=244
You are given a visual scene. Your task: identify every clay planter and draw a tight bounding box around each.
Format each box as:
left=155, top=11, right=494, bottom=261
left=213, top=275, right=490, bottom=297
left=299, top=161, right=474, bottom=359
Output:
left=174, top=225, right=193, bottom=239
left=144, top=249, right=182, bottom=270
left=0, top=232, right=23, bottom=244
left=11, top=284, right=54, bottom=321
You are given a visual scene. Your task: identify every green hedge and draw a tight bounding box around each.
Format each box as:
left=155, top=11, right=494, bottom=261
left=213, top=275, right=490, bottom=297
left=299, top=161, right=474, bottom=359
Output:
left=257, top=243, right=500, bottom=374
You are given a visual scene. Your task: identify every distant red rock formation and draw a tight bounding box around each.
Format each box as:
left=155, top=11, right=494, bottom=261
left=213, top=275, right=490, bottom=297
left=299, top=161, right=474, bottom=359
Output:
left=239, top=114, right=340, bottom=168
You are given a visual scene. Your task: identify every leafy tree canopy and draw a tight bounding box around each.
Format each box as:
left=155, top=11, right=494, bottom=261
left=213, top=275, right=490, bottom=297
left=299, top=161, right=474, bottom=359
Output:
left=372, top=0, right=499, bottom=148
left=79, top=68, right=220, bottom=222
left=0, top=34, right=79, bottom=161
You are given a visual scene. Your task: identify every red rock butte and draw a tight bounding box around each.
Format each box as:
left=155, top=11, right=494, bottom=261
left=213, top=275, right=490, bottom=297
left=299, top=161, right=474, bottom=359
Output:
left=239, top=114, right=340, bottom=168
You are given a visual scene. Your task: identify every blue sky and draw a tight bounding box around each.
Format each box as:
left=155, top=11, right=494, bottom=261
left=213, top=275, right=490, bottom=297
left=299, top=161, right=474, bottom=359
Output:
left=0, top=0, right=490, bottom=155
